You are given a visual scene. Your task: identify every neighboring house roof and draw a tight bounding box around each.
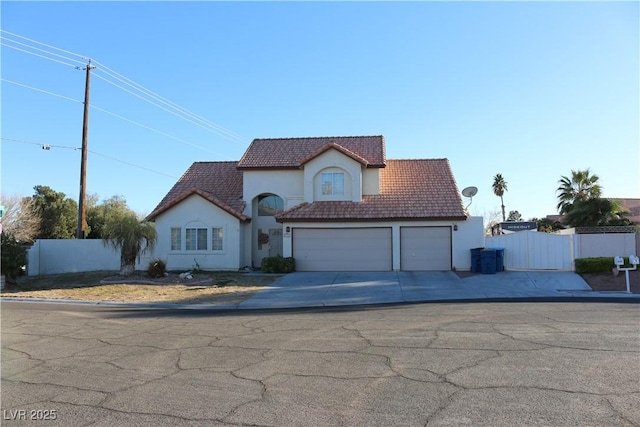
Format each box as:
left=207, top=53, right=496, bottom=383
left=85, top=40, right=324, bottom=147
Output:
left=146, top=161, right=248, bottom=221
left=546, top=198, right=640, bottom=225
left=276, top=159, right=467, bottom=222
left=612, top=198, right=640, bottom=224
left=545, top=214, right=563, bottom=223
left=237, top=136, right=386, bottom=169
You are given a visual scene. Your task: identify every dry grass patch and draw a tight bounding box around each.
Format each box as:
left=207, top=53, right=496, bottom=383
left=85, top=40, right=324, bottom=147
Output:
left=1, top=271, right=277, bottom=305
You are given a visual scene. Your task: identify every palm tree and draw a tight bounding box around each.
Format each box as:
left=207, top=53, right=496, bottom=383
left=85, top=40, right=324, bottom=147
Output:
left=556, top=169, right=602, bottom=214
left=492, top=174, right=508, bottom=222
left=102, top=212, right=156, bottom=276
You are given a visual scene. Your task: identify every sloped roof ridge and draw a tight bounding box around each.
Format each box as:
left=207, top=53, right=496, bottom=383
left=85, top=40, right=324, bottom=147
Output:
left=192, top=160, right=239, bottom=164
left=386, top=158, right=449, bottom=161
left=253, top=135, right=384, bottom=141
left=147, top=187, right=248, bottom=222
left=299, top=142, right=370, bottom=166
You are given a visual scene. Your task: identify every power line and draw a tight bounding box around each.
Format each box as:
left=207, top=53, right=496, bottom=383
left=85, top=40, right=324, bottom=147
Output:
left=87, top=150, right=178, bottom=179
left=3, top=30, right=250, bottom=146
left=90, top=105, right=231, bottom=157
left=0, top=36, right=86, bottom=66
left=91, top=72, right=248, bottom=144
left=1, top=137, right=178, bottom=179
left=92, top=60, right=248, bottom=144
left=1, top=78, right=81, bottom=103
left=1, top=78, right=231, bottom=157
left=1, top=137, right=78, bottom=150
left=1, top=29, right=87, bottom=59
left=0, top=42, right=80, bottom=68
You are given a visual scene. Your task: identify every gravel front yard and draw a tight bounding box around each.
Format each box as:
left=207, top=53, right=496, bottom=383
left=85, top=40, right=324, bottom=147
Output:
left=1, top=271, right=277, bottom=305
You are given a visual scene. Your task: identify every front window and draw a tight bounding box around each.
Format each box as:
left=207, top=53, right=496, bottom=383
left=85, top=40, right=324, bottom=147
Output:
left=211, top=227, right=223, bottom=251
left=321, top=172, right=344, bottom=195
left=171, top=227, right=181, bottom=250
left=258, top=195, right=284, bottom=216
left=186, top=228, right=207, bottom=251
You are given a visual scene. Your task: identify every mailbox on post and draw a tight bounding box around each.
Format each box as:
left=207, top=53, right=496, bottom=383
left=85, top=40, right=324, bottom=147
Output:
left=615, top=255, right=639, bottom=293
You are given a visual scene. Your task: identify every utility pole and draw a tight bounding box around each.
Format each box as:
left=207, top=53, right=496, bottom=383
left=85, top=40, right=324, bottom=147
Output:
left=77, top=59, right=95, bottom=239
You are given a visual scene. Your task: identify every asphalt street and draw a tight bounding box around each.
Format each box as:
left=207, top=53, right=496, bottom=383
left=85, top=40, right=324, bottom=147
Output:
left=2, top=300, right=639, bottom=426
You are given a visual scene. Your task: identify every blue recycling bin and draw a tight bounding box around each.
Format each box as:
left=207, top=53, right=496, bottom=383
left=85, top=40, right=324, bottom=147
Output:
left=470, top=247, right=483, bottom=273
left=481, top=249, right=497, bottom=274
left=494, top=248, right=505, bottom=272
left=487, top=247, right=505, bottom=272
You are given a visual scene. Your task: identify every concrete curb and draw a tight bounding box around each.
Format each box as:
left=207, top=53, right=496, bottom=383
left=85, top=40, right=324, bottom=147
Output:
left=2, top=293, right=638, bottom=312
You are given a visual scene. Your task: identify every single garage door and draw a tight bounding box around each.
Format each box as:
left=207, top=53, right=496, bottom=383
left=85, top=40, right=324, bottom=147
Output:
left=400, top=226, right=451, bottom=271
left=293, top=228, right=392, bottom=271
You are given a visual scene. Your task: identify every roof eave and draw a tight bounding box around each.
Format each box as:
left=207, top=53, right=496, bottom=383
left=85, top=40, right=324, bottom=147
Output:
left=277, top=215, right=468, bottom=223
left=146, top=189, right=251, bottom=223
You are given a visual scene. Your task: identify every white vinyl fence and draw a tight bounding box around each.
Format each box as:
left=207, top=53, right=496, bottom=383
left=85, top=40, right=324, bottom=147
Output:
left=27, top=239, right=154, bottom=276
left=485, top=231, right=637, bottom=271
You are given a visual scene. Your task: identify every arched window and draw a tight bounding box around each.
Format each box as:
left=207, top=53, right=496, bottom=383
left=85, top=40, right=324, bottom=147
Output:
left=258, top=195, right=284, bottom=216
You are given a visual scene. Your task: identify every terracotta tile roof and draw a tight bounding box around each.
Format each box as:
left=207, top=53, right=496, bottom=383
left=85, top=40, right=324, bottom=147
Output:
left=276, top=159, right=467, bottom=222
left=146, top=161, right=248, bottom=221
left=237, top=136, right=386, bottom=169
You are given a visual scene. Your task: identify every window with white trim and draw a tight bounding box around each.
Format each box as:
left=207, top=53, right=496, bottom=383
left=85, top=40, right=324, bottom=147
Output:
left=186, top=228, right=207, bottom=251
left=321, top=172, right=344, bottom=195
left=211, top=227, right=223, bottom=251
left=171, top=227, right=181, bottom=251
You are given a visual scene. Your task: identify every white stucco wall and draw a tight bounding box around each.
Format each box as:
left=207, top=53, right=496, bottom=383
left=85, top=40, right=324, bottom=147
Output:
left=242, top=170, right=304, bottom=212
left=281, top=217, right=484, bottom=271
left=154, top=194, right=244, bottom=271
left=362, top=168, right=380, bottom=195
left=453, top=216, right=485, bottom=269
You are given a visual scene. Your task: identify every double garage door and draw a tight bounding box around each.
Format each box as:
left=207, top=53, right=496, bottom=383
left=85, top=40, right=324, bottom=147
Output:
left=292, top=227, right=451, bottom=271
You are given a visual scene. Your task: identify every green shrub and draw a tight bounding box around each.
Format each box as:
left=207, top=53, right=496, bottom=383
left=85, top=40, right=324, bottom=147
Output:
left=575, top=257, right=634, bottom=274
left=261, top=256, right=295, bottom=274
left=1, top=234, right=26, bottom=283
left=147, top=259, right=167, bottom=278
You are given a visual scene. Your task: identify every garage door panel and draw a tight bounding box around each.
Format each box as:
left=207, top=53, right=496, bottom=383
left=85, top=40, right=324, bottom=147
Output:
left=401, top=227, right=451, bottom=271
left=293, top=228, right=392, bottom=271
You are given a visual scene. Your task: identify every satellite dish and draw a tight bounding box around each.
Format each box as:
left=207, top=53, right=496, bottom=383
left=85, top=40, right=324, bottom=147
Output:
left=461, top=186, right=478, bottom=209
left=462, top=186, right=478, bottom=198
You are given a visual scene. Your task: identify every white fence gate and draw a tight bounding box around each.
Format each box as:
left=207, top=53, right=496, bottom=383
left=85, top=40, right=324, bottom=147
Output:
left=486, top=231, right=574, bottom=271
left=486, top=230, right=637, bottom=271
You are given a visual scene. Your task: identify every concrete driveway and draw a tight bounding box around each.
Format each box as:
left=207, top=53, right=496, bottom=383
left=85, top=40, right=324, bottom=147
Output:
left=239, top=271, right=640, bottom=309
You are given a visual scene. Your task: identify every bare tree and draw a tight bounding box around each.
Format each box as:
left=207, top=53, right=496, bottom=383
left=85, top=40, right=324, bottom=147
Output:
left=482, top=209, right=502, bottom=236
left=1, top=193, right=40, bottom=242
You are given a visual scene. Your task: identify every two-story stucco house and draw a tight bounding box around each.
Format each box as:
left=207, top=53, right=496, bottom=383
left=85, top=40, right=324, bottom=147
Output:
left=146, top=135, right=484, bottom=272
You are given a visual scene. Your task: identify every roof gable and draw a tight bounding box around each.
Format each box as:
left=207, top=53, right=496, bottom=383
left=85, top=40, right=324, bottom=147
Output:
left=147, top=161, right=247, bottom=221
left=299, top=142, right=370, bottom=167
left=237, top=136, right=386, bottom=169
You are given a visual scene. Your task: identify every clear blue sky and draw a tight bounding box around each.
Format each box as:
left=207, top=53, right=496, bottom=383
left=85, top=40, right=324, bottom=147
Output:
left=2, top=1, right=638, bottom=222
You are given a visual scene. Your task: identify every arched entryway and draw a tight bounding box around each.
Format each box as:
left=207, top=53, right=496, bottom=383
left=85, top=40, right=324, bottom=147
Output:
left=252, top=193, right=284, bottom=268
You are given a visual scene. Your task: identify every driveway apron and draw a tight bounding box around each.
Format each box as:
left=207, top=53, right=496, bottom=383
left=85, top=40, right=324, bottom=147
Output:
left=239, top=271, right=638, bottom=310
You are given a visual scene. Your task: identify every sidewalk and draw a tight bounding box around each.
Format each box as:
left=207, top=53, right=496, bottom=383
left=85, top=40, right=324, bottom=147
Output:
left=238, top=271, right=640, bottom=310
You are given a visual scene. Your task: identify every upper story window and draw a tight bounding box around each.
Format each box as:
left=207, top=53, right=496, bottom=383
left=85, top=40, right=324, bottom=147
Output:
left=321, top=172, right=344, bottom=195
left=258, top=195, right=284, bottom=216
